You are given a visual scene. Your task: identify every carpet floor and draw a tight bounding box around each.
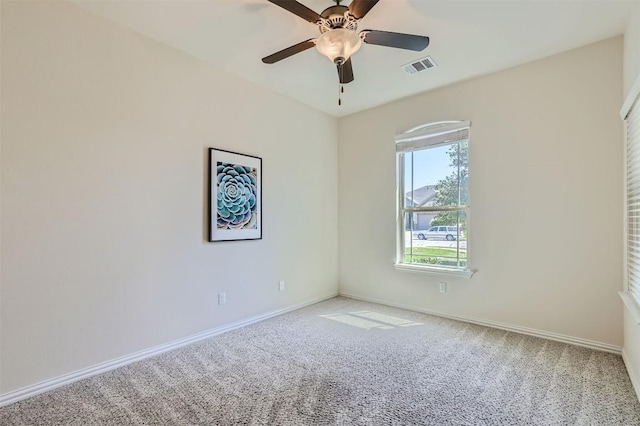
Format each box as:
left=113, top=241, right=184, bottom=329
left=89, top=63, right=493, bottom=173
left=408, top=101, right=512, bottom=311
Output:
left=1, top=297, right=639, bottom=425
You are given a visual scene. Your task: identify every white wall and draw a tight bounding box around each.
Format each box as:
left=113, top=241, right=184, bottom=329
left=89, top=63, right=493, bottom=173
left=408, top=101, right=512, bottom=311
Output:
left=622, top=2, right=640, bottom=400
left=624, top=3, right=640, bottom=98
left=0, top=1, right=338, bottom=394
left=338, top=37, right=624, bottom=347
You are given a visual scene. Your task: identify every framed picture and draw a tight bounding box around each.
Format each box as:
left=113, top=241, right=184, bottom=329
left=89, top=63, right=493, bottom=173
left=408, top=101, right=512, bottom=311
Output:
left=208, top=148, right=262, bottom=242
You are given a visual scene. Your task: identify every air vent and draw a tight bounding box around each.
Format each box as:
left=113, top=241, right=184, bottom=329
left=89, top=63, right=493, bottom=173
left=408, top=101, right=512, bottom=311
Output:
left=402, top=56, right=437, bottom=75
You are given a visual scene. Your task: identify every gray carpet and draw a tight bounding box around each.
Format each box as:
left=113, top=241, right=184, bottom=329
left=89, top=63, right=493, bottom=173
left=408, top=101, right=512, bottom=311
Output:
left=1, top=297, right=639, bottom=425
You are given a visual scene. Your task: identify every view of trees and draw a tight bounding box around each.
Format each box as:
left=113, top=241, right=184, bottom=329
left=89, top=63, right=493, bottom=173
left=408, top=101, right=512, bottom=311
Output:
left=430, top=140, right=468, bottom=231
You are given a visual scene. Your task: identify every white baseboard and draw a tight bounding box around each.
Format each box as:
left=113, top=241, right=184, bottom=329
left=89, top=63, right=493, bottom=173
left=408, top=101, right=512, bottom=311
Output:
left=0, top=293, right=338, bottom=408
left=622, top=348, right=640, bottom=402
left=339, top=292, right=622, bottom=355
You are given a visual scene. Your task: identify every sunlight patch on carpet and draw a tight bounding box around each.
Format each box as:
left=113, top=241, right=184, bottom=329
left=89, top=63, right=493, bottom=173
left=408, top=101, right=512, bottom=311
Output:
left=320, top=310, right=423, bottom=330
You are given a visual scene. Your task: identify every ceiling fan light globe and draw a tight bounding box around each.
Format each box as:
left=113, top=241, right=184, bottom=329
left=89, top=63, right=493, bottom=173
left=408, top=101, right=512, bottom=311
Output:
left=315, top=29, right=362, bottom=63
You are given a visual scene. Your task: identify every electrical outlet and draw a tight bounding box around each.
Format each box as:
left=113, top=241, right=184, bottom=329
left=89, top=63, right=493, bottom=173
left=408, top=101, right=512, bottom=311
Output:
left=218, top=292, right=226, bottom=305
left=279, top=280, right=285, bottom=291
left=439, top=282, right=447, bottom=294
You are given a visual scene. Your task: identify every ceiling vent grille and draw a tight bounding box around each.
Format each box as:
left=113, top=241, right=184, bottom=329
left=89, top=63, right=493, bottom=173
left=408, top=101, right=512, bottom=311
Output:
left=402, top=56, right=437, bottom=75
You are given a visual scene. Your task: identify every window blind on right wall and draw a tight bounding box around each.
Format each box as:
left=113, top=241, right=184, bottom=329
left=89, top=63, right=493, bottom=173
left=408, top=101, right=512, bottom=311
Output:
left=627, top=98, right=640, bottom=305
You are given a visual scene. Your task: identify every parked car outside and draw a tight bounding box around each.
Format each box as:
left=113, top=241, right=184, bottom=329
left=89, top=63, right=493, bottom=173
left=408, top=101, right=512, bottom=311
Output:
left=412, top=226, right=462, bottom=241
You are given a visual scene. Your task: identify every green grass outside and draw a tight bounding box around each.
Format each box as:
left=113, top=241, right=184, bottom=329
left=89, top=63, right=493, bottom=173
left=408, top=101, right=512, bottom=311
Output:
left=404, top=246, right=467, bottom=266
left=405, top=247, right=467, bottom=258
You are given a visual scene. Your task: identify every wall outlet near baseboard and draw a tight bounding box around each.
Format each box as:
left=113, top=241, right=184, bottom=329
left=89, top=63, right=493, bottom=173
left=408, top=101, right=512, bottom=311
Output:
left=218, top=292, right=226, bottom=305
left=279, top=280, right=285, bottom=291
left=439, top=282, right=447, bottom=294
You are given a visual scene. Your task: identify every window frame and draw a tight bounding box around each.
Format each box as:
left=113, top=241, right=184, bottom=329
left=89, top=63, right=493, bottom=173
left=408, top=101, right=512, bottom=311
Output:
left=622, top=76, right=640, bottom=323
left=395, top=121, right=473, bottom=277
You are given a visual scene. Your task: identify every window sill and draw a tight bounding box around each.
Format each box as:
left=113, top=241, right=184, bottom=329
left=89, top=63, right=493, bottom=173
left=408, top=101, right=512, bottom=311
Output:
left=620, top=291, right=640, bottom=324
left=394, top=263, right=474, bottom=278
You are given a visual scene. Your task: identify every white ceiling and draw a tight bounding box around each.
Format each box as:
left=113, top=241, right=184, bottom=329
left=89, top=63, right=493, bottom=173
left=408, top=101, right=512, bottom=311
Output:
left=74, top=0, right=635, bottom=117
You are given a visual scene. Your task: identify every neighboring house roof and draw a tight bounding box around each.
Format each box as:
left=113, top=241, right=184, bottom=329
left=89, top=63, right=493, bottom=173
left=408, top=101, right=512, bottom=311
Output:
left=405, top=185, right=436, bottom=207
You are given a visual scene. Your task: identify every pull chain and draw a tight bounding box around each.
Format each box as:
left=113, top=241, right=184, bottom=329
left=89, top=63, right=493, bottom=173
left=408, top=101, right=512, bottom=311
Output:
left=338, top=63, right=344, bottom=106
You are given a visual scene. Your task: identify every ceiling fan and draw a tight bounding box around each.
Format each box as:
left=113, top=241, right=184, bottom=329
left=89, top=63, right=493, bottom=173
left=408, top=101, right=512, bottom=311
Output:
left=261, top=0, right=430, bottom=85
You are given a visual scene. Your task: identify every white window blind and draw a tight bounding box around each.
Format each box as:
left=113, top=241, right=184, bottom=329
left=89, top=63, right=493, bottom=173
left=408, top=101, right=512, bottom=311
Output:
left=396, top=121, right=470, bottom=152
left=627, top=99, right=640, bottom=304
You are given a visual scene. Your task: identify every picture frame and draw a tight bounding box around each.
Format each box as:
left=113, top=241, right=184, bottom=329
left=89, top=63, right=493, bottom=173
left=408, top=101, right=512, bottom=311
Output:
left=208, top=148, right=262, bottom=242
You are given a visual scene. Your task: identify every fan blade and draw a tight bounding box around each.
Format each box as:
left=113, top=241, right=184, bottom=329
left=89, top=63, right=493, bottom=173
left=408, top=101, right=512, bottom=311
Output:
left=337, top=58, right=354, bottom=84
left=267, top=0, right=323, bottom=23
left=361, top=30, right=429, bottom=51
left=262, top=39, right=315, bottom=64
left=348, top=0, right=380, bottom=20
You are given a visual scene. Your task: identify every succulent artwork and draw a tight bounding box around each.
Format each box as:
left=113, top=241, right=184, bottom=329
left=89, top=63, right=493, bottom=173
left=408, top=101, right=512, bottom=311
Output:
left=216, top=162, right=258, bottom=229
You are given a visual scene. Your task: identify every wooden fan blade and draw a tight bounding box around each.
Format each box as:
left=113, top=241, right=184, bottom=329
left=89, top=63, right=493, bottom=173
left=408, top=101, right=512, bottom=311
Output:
left=361, top=30, right=429, bottom=51
left=348, top=0, right=380, bottom=20
left=267, top=0, right=323, bottom=23
left=338, top=58, right=354, bottom=84
left=262, top=39, right=315, bottom=64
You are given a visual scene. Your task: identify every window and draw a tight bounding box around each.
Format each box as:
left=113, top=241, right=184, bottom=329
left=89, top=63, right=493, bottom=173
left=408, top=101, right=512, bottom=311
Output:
left=396, top=121, right=470, bottom=275
left=625, top=94, right=640, bottom=309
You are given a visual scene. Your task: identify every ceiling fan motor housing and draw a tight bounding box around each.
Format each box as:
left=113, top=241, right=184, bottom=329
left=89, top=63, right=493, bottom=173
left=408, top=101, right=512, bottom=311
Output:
left=319, top=5, right=357, bottom=33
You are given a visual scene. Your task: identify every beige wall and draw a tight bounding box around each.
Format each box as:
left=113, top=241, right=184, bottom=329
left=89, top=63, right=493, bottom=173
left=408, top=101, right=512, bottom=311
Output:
left=624, top=3, right=640, bottom=97
left=338, top=37, right=624, bottom=346
left=0, top=1, right=338, bottom=394
left=623, top=2, right=640, bottom=399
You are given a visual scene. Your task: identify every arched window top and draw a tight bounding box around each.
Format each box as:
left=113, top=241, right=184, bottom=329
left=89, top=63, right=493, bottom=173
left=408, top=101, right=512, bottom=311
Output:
left=405, top=120, right=466, bottom=134
left=396, top=120, right=470, bottom=153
